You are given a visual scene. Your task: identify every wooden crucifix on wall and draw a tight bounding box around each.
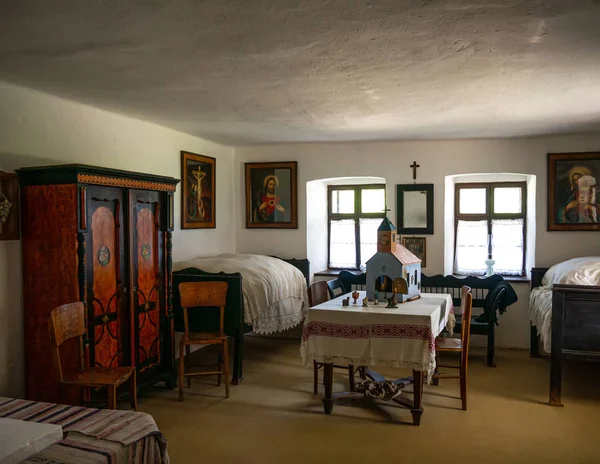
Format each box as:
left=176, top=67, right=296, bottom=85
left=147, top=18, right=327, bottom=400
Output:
left=410, top=161, right=420, bottom=181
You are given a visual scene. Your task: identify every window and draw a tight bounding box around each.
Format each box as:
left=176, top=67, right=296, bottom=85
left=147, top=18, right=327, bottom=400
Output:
left=328, top=185, right=386, bottom=269
left=454, top=182, right=526, bottom=276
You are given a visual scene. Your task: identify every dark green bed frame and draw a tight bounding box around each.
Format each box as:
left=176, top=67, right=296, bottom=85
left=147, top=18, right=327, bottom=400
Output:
left=172, top=257, right=310, bottom=384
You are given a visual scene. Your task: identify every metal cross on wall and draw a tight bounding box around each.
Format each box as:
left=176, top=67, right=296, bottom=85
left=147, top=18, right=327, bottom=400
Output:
left=410, top=161, right=420, bottom=181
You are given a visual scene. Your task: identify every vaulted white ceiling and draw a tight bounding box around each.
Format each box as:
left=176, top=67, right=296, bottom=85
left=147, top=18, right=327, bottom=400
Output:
left=1, top=1, right=599, bottom=145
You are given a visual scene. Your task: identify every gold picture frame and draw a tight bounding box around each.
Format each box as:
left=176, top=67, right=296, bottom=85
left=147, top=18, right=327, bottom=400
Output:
left=181, top=151, right=216, bottom=229
left=245, top=162, right=298, bottom=229
left=548, top=152, right=600, bottom=231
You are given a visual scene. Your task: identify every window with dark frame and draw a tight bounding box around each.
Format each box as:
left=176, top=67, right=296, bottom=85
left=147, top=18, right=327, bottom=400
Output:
left=454, top=182, right=527, bottom=276
left=328, top=184, right=386, bottom=269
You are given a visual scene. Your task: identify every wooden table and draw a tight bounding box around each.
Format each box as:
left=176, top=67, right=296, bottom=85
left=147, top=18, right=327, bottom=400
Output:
left=300, top=291, right=454, bottom=425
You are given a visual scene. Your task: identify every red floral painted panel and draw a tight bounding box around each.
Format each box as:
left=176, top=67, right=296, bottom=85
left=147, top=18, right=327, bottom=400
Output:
left=91, top=206, right=119, bottom=367
left=136, top=205, right=160, bottom=368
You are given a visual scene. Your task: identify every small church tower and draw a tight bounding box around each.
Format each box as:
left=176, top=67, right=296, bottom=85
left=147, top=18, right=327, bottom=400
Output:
left=366, top=216, right=421, bottom=303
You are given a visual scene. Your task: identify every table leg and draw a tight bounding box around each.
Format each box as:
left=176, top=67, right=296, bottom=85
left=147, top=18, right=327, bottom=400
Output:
left=348, top=365, right=356, bottom=392
left=411, top=369, right=423, bottom=426
left=322, top=363, right=334, bottom=415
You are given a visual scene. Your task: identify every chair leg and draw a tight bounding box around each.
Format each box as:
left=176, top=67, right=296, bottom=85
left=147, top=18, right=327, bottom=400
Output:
left=217, top=351, right=222, bottom=386
left=432, top=351, right=440, bottom=386
left=358, top=366, right=366, bottom=380
left=348, top=364, right=355, bottom=392
left=313, top=361, right=319, bottom=395
left=108, top=385, right=117, bottom=410
left=178, top=342, right=185, bottom=401
left=130, top=369, right=138, bottom=411
left=222, top=339, right=230, bottom=398
left=185, top=345, right=192, bottom=387
left=460, top=363, right=467, bottom=411
left=487, top=325, right=496, bottom=367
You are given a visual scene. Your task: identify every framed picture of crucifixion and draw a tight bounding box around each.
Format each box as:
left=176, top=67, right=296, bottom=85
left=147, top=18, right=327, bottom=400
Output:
left=181, top=151, right=216, bottom=229
left=245, top=161, right=298, bottom=229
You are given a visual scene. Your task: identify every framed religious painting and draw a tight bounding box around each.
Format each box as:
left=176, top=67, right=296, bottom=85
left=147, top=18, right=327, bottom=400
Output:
left=548, top=152, right=600, bottom=231
left=401, top=236, right=426, bottom=267
left=181, top=151, right=216, bottom=229
left=245, top=161, right=298, bottom=229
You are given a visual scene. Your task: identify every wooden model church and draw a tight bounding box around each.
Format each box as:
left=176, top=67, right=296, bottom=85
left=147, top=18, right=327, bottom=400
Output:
left=365, top=215, right=422, bottom=303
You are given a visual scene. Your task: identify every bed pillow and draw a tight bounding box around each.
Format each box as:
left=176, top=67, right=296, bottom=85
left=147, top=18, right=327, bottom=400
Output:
left=542, top=257, right=600, bottom=287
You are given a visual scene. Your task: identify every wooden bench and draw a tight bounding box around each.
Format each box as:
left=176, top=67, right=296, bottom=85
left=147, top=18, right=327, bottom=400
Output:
left=421, top=274, right=516, bottom=367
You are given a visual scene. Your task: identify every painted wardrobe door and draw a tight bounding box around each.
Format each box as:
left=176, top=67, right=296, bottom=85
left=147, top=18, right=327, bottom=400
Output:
left=86, top=186, right=128, bottom=368
left=130, top=189, right=165, bottom=377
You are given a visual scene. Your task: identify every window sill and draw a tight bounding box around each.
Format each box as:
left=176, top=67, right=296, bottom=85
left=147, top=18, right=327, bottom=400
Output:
left=452, top=274, right=530, bottom=283
left=316, top=269, right=530, bottom=284
left=314, top=269, right=363, bottom=277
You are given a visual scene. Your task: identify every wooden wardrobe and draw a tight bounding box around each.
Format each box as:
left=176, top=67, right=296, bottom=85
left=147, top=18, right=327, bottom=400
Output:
left=17, top=164, right=179, bottom=404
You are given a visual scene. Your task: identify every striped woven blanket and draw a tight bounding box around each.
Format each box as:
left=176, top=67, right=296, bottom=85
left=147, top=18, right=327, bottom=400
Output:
left=0, top=397, right=169, bottom=464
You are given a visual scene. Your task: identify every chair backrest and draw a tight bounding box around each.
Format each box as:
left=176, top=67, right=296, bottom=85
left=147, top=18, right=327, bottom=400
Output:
left=483, top=286, right=507, bottom=324
left=178, top=281, right=229, bottom=334
left=49, top=302, right=85, bottom=382
left=338, top=271, right=367, bottom=293
left=326, top=278, right=345, bottom=299
left=308, top=281, right=329, bottom=307
left=460, top=286, right=473, bottom=365
left=49, top=302, right=85, bottom=347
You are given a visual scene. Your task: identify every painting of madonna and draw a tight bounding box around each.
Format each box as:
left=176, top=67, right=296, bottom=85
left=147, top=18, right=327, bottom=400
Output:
left=549, top=153, right=600, bottom=231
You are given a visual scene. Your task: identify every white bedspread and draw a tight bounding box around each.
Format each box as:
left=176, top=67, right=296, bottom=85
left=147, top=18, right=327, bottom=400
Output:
left=529, top=286, right=553, bottom=352
left=529, top=256, right=600, bottom=352
left=175, top=254, right=308, bottom=334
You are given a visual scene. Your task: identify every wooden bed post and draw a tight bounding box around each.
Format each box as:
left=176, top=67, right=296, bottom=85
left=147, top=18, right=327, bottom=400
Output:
left=530, top=324, right=541, bottom=357
left=529, top=267, right=548, bottom=358
left=231, top=320, right=244, bottom=385
left=549, top=290, right=564, bottom=407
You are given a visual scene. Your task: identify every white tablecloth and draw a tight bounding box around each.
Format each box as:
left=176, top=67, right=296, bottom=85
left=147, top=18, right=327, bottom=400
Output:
left=0, top=418, right=62, bottom=464
left=300, top=291, right=455, bottom=379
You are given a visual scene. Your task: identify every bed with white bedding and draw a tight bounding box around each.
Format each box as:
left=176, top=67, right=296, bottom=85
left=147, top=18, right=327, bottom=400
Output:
left=529, top=257, right=600, bottom=353
left=172, top=254, right=310, bottom=384
left=175, top=254, right=309, bottom=333
left=529, top=257, right=600, bottom=406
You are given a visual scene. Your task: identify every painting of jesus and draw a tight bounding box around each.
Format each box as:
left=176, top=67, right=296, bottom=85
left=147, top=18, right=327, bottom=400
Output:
left=245, top=161, right=297, bottom=229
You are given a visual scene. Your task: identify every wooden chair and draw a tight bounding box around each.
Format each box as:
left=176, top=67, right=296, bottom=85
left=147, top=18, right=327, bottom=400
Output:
left=308, top=281, right=329, bottom=308
left=178, top=281, right=230, bottom=401
left=326, top=278, right=345, bottom=299
left=421, top=273, right=515, bottom=367
left=309, top=281, right=358, bottom=394
left=49, top=302, right=137, bottom=410
left=432, top=285, right=473, bottom=411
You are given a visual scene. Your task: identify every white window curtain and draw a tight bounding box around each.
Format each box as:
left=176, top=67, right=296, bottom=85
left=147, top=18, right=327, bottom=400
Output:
left=359, top=218, right=381, bottom=269
left=329, top=219, right=356, bottom=268
left=454, top=220, right=487, bottom=275
left=455, top=219, right=524, bottom=276
left=492, top=218, right=524, bottom=276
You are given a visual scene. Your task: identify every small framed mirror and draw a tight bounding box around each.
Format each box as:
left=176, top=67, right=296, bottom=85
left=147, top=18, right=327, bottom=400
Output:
left=396, top=184, right=434, bottom=234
